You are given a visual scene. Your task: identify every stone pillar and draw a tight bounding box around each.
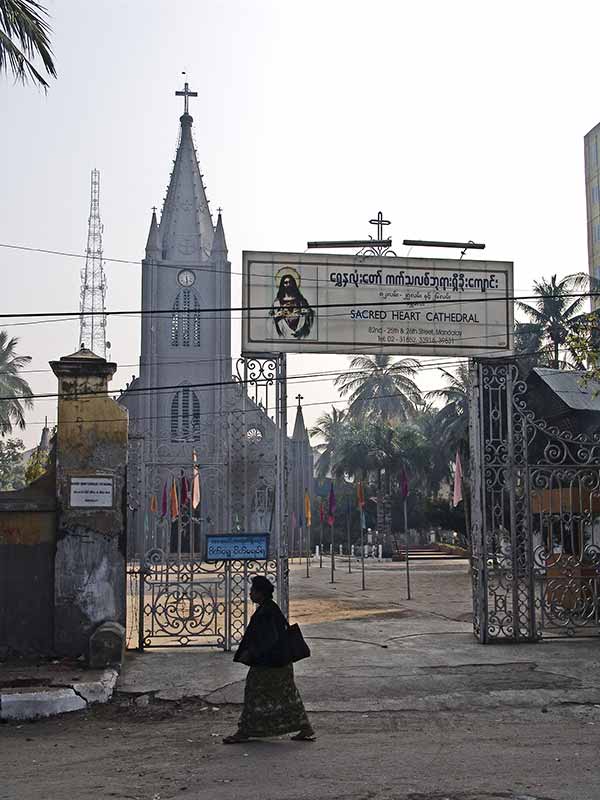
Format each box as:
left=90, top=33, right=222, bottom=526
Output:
left=50, top=348, right=128, bottom=661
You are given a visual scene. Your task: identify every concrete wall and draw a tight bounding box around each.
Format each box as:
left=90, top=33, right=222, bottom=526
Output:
left=0, top=470, right=57, bottom=657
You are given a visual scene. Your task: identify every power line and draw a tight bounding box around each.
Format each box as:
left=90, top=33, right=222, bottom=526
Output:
left=18, top=382, right=478, bottom=429
left=0, top=343, right=549, bottom=405
left=0, top=289, right=596, bottom=321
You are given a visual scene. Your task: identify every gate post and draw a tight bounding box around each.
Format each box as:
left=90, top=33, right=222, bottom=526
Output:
left=469, top=360, right=488, bottom=643
left=51, top=348, right=128, bottom=661
left=276, top=354, right=289, bottom=617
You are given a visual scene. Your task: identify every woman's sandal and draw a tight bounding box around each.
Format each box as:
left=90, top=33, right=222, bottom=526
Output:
left=222, top=732, right=250, bottom=744
left=291, top=730, right=316, bottom=742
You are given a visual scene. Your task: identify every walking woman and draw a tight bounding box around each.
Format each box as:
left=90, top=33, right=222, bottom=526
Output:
left=223, top=575, right=315, bottom=743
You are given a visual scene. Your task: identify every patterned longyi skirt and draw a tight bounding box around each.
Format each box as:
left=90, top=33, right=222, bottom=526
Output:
left=237, top=664, right=312, bottom=738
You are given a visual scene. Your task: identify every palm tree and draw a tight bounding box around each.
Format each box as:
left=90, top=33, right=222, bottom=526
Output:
left=0, top=0, right=56, bottom=89
left=516, top=274, right=589, bottom=369
left=427, top=364, right=471, bottom=536
left=0, top=330, right=33, bottom=435
left=335, top=354, right=422, bottom=422
left=308, top=406, right=347, bottom=479
left=427, top=364, right=470, bottom=458
left=414, top=403, right=453, bottom=497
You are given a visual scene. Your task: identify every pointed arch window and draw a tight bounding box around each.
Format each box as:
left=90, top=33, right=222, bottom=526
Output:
left=171, top=289, right=201, bottom=347
left=170, top=385, right=201, bottom=441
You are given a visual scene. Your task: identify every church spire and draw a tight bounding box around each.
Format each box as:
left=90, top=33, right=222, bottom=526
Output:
left=145, top=207, right=160, bottom=258
left=158, top=81, right=214, bottom=263
left=211, top=208, right=228, bottom=258
left=292, top=394, right=308, bottom=441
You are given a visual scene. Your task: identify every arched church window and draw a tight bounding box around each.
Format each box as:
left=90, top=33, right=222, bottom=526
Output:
left=170, top=385, right=201, bottom=441
left=171, top=290, right=201, bottom=347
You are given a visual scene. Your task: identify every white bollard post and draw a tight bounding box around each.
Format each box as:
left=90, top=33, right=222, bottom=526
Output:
left=315, top=545, right=320, bottom=558
left=378, top=544, right=383, bottom=560
left=339, top=544, right=343, bottom=555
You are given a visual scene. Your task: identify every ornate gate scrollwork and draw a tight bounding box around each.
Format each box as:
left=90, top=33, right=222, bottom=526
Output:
left=126, top=354, right=288, bottom=650
left=470, top=360, right=600, bottom=642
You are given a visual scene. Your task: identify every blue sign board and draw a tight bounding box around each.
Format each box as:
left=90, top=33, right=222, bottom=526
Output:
left=206, top=533, right=270, bottom=562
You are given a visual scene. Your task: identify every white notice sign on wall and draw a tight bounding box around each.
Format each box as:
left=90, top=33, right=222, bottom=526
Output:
left=70, top=477, right=114, bottom=508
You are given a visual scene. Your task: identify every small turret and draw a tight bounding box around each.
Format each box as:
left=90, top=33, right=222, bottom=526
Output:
left=145, top=208, right=160, bottom=258
left=211, top=209, right=228, bottom=258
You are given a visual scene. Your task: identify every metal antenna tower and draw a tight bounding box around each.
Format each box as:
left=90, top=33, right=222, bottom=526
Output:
left=79, top=169, right=108, bottom=357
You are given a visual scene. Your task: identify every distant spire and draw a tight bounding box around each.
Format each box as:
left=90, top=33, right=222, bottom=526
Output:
left=159, top=87, right=214, bottom=263
left=39, top=416, right=50, bottom=452
left=145, top=207, right=160, bottom=257
left=211, top=208, right=228, bottom=258
left=292, top=394, right=308, bottom=441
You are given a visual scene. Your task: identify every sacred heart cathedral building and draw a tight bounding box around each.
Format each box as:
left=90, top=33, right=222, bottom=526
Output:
left=120, top=90, right=313, bottom=561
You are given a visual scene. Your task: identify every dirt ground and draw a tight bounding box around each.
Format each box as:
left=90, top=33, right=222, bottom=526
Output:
left=2, top=696, right=600, bottom=800
left=2, top=559, right=600, bottom=800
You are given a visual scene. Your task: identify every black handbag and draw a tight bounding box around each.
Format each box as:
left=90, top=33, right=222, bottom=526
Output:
left=286, top=622, right=311, bottom=663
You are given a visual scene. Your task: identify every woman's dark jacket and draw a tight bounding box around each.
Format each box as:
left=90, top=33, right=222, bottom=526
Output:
left=233, top=599, right=289, bottom=668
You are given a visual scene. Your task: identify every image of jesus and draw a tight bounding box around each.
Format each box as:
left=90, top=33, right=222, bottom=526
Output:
left=270, top=269, right=315, bottom=340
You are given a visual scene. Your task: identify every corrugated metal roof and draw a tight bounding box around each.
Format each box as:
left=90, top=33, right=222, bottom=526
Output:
left=533, top=368, right=600, bottom=412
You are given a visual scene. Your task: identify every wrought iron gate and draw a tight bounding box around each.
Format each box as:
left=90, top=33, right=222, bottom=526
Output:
left=126, top=356, right=288, bottom=650
left=470, top=360, right=600, bottom=642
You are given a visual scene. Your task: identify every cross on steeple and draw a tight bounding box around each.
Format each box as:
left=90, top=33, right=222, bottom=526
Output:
left=296, top=393, right=304, bottom=407
left=175, top=76, right=198, bottom=115
left=369, top=211, right=391, bottom=241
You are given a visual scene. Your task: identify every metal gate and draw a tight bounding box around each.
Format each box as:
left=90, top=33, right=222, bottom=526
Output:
left=470, top=360, right=600, bottom=642
left=126, top=356, right=288, bottom=650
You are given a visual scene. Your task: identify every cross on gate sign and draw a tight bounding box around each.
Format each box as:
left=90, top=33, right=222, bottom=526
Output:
left=206, top=533, right=270, bottom=562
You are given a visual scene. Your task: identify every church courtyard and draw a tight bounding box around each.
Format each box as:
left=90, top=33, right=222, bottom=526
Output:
left=2, top=558, right=600, bottom=800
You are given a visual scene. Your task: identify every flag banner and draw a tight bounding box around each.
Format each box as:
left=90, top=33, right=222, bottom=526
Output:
left=192, top=450, right=201, bottom=509
left=400, top=468, right=409, bottom=499
left=170, top=478, right=179, bottom=521
left=150, top=494, right=158, bottom=514
left=357, top=480, right=365, bottom=510
left=181, top=472, right=189, bottom=507
left=453, top=451, right=463, bottom=507
left=304, top=490, right=312, bottom=527
left=327, top=482, right=336, bottom=527
left=161, top=482, right=168, bottom=518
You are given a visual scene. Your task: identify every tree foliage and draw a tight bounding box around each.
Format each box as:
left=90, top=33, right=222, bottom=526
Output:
left=335, top=354, right=422, bottom=422
left=0, top=0, right=56, bottom=89
left=25, top=445, right=48, bottom=483
left=0, top=437, right=25, bottom=490
left=516, top=273, right=589, bottom=369
left=0, top=330, right=34, bottom=435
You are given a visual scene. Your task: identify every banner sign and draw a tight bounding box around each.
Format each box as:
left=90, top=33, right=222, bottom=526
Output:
left=242, top=251, right=513, bottom=357
left=206, top=533, right=270, bottom=562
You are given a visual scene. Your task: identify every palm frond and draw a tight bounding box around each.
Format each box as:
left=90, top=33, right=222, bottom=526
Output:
left=0, top=0, right=55, bottom=89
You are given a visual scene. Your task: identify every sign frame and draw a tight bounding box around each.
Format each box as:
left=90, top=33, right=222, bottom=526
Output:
left=242, top=250, right=514, bottom=357
left=205, top=533, right=270, bottom=562
left=69, top=476, right=114, bottom=509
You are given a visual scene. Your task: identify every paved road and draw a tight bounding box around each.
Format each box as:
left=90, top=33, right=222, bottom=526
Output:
left=2, top=559, right=600, bottom=800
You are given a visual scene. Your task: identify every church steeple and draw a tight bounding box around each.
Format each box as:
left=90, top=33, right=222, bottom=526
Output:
left=292, top=395, right=309, bottom=441
left=145, top=207, right=160, bottom=258
left=158, top=82, right=214, bottom=263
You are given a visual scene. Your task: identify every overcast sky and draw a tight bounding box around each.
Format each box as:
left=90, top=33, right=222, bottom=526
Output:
left=1, top=0, right=598, bottom=447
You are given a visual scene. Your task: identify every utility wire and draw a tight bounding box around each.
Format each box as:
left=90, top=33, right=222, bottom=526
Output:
left=0, top=290, right=597, bottom=320
left=0, top=342, right=551, bottom=405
